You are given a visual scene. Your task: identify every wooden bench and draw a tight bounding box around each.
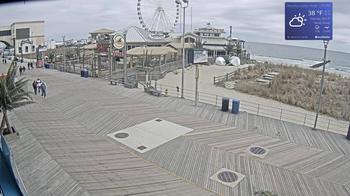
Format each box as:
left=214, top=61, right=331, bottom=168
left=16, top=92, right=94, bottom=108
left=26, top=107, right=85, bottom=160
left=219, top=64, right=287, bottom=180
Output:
left=124, top=82, right=138, bottom=89
left=110, top=79, right=123, bottom=85
left=144, top=87, right=162, bottom=97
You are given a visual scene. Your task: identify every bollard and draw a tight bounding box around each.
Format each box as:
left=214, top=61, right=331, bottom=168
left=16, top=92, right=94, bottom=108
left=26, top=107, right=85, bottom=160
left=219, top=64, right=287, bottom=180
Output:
left=222, top=98, right=229, bottom=112
left=347, top=125, right=350, bottom=140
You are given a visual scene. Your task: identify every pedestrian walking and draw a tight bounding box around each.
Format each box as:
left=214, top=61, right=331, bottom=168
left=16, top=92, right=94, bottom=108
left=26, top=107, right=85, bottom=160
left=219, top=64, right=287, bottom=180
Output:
left=19, top=67, right=22, bottom=76
left=23, top=66, right=26, bottom=73
left=32, top=80, right=37, bottom=95
left=27, top=62, right=30, bottom=70
left=36, top=78, right=42, bottom=93
left=41, top=81, right=47, bottom=98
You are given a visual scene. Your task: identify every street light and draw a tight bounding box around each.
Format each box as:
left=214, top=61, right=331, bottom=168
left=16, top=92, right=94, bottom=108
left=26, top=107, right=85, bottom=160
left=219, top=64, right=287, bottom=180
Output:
left=311, top=40, right=331, bottom=130
left=176, top=0, right=189, bottom=98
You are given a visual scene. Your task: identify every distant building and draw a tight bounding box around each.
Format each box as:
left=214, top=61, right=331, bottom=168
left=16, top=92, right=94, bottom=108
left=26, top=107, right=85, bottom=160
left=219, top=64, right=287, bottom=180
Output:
left=45, top=39, right=56, bottom=50
left=89, top=28, right=115, bottom=40
left=125, top=26, right=172, bottom=50
left=89, top=26, right=172, bottom=49
left=193, top=23, right=245, bottom=57
left=0, top=20, right=45, bottom=55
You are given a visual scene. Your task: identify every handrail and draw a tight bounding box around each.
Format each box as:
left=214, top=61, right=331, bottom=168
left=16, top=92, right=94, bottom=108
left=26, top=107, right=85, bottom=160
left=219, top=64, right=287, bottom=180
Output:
left=158, top=84, right=349, bottom=134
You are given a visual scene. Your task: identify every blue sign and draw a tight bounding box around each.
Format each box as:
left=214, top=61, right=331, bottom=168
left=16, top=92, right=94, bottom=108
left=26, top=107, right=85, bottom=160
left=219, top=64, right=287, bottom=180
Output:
left=285, top=2, right=333, bottom=40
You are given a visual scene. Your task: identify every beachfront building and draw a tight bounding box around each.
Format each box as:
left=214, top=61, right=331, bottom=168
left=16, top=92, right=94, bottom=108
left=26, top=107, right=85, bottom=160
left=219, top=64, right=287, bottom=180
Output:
left=193, top=23, right=249, bottom=60
left=89, top=26, right=175, bottom=68
left=0, top=21, right=45, bottom=56
left=126, top=26, right=172, bottom=50
left=193, top=24, right=228, bottom=57
left=167, top=23, right=250, bottom=64
left=89, top=28, right=115, bottom=40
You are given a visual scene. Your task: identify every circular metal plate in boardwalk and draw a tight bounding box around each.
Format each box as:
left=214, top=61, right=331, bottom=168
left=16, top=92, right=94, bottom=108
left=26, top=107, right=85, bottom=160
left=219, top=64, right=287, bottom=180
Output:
left=115, top=132, right=129, bottom=138
left=217, top=171, right=238, bottom=183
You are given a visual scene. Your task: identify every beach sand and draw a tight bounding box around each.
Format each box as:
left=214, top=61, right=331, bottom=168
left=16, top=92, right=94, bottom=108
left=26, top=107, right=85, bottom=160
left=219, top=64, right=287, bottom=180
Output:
left=157, top=64, right=349, bottom=134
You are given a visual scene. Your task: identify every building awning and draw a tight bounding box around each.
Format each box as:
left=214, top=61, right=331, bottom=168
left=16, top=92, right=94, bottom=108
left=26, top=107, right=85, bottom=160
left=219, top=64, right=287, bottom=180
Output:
left=203, top=45, right=226, bottom=51
left=167, top=42, right=195, bottom=49
left=82, top=43, right=97, bottom=50
left=127, top=47, right=177, bottom=56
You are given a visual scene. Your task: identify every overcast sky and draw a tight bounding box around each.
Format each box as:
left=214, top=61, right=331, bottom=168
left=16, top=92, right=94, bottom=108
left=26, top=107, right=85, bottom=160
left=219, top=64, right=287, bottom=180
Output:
left=0, top=0, right=349, bottom=52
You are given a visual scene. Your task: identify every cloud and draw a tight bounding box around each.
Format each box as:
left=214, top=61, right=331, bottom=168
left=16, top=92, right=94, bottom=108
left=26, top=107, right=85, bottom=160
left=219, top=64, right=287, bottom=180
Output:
left=0, top=0, right=349, bottom=52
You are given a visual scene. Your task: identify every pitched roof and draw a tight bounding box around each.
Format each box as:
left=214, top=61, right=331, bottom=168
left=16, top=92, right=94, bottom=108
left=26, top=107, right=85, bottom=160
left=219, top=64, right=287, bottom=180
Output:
left=126, top=26, right=172, bottom=44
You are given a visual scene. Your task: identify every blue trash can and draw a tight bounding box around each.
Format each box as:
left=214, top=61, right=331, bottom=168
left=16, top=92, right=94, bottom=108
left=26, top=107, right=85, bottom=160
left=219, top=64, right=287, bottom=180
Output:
left=347, top=125, right=350, bottom=140
left=84, top=69, right=89, bottom=78
left=231, top=99, right=240, bottom=114
left=222, top=98, right=229, bottom=112
left=80, top=70, right=84, bottom=77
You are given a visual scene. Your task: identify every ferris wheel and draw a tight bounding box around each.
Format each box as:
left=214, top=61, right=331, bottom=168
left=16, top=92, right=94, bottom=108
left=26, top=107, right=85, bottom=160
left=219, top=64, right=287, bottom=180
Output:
left=137, top=0, right=180, bottom=34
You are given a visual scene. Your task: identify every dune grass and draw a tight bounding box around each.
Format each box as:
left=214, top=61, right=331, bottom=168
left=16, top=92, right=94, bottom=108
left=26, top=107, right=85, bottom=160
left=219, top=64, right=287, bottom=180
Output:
left=228, top=62, right=350, bottom=121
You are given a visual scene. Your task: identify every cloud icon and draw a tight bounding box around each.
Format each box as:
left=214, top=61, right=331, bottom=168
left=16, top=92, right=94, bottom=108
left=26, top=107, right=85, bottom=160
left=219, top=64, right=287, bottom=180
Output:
left=289, top=13, right=306, bottom=28
left=290, top=18, right=302, bottom=26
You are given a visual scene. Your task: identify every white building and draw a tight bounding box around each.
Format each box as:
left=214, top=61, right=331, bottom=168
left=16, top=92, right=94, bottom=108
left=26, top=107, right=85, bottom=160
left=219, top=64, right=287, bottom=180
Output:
left=0, top=20, right=45, bottom=56
left=45, top=39, right=56, bottom=50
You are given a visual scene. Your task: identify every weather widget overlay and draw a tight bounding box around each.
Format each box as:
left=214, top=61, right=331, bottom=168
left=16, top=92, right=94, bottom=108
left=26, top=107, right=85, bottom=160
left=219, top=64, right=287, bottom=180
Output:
left=285, top=2, right=333, bottom=40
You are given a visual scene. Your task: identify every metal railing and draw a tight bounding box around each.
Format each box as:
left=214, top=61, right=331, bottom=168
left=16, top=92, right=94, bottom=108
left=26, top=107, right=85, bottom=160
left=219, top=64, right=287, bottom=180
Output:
left=157, top=84, right=349, bottom=134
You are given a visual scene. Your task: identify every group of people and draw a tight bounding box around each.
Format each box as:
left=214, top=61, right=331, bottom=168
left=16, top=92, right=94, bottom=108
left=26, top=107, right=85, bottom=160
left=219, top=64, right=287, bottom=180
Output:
left=27, top=62, right=34, bottom=70
left=19, top=66, right=26, bottom=75
left=32, top=78, right=48, bottom=98
left=1, top=58, right=7, bottom=64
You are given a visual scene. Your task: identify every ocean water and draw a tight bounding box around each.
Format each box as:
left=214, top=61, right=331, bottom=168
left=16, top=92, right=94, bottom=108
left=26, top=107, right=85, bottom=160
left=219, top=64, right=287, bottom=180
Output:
left=245, top=42, right=350, bottom=76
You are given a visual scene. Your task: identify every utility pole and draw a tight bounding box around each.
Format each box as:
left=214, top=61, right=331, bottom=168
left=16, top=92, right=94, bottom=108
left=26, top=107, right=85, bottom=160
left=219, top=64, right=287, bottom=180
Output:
left=109, top=35, right=113, bottom=82
left=178, top=0, right=189, bottom=98
left=63, top=36, right=66, bottom=69
left=195, top=63, right=199, bottom=106
left=123, top=33, right=127, bottom=84
left=191, top=7, right=193, bottom=33
left=313, top=40, right=329, bottom=129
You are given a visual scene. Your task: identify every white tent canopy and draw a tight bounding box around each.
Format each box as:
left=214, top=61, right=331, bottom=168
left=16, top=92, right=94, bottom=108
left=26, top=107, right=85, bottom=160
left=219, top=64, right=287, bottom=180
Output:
left=215, top=57, right=226, bottom=66
left=230, top=56, right=241, bottom=66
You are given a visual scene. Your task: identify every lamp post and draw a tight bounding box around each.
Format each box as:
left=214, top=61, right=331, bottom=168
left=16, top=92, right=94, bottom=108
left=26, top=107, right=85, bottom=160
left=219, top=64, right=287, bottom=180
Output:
left=311, top=40, right=331, bottom=130
left=176, top=0, right=189, bottom=98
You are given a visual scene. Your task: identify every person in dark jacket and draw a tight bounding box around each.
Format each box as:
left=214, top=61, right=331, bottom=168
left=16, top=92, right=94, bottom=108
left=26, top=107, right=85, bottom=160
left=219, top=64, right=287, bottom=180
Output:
left=32, top=80, right=37, bottom=95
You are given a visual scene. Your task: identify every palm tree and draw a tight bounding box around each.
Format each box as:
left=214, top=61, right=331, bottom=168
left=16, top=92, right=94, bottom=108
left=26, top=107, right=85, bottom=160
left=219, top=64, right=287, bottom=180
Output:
left=0, top=63, right=33, bottom=135
left=48, top=50, right=56, bottom=63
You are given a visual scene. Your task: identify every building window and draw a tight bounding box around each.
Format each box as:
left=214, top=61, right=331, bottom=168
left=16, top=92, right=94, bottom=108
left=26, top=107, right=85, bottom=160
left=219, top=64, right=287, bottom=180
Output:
left=16, top=28, right=30, bottom=39
left=25, top=46, right=29, bottom=53
left=0, top=30, right=11, bottom=37
left=32, top=45, right=35, bottom=52
left=18, top=47, right=22, bottom=53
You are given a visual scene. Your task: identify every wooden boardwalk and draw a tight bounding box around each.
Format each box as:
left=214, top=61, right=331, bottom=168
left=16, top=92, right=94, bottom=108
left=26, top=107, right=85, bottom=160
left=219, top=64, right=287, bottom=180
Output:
left=4, top=68, right=350, bottom=196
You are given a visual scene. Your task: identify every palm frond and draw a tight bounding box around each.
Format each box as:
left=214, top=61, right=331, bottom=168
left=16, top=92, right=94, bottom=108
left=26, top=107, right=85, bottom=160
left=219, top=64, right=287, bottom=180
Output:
left=0, top=63, right=33, bottom=112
